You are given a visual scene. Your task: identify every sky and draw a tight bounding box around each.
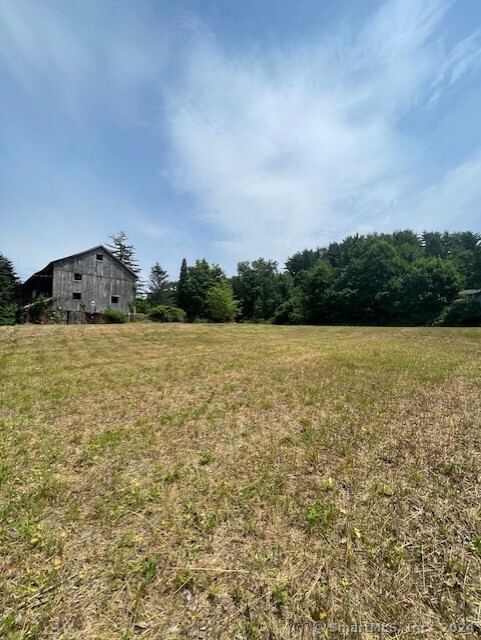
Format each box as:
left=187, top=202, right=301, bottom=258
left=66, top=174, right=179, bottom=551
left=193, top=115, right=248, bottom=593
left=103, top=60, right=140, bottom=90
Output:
left=1, top=0, right=481, bottom=283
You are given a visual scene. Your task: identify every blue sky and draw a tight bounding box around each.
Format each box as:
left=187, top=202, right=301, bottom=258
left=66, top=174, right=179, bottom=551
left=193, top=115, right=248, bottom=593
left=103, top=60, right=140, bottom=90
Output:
left=1, top=0, right=481, bottom=283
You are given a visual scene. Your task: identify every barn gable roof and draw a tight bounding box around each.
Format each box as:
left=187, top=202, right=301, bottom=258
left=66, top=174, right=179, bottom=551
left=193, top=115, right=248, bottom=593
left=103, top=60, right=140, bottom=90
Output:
left=23, top=245, right=138, bottom=285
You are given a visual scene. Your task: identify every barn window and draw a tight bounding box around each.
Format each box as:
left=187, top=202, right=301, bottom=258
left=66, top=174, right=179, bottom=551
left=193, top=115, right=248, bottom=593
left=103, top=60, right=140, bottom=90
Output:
left=73, top=292, right=82, bottom=300
left=111, top=295, right=119, bottom=304
left=74, top=273, right=82, bottom=281
left=96, top=254, right=103, bottom=261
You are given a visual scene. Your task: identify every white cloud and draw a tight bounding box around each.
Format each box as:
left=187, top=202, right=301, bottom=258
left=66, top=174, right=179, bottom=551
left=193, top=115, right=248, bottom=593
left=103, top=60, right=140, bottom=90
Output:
left=164, top=0, right=481, bottom=263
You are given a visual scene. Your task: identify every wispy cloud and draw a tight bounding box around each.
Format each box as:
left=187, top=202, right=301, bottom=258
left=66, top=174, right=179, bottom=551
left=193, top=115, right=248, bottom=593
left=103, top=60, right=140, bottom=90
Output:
left=0, top=0, right=167, bottom=127
left=0, top=1, right=173, bottom=279
left=164, top=0, right=481, bottom=263
left=430, top=29, right=481, bottom=102
left=1, top=172, right=144, bottom=279
left=139, top=223, right=168, bottom=239
left=400, top=151, right=481, bottom=230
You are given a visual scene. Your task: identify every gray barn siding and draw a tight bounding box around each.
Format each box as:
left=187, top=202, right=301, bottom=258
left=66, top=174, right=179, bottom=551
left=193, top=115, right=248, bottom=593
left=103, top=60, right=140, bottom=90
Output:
left=52, top=250, right=136, bottom=314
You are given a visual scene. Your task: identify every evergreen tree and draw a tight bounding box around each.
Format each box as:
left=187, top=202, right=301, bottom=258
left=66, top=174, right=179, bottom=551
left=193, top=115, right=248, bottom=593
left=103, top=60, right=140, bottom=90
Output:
left=107, top=231, right=140, bottom=274
left=146, top=263, right=173, bottom=307
left=176, top=258, right=189, bottom=312
left=421, top=231, right=448, bottom=259
left=0, top=253, right=20, bottom=325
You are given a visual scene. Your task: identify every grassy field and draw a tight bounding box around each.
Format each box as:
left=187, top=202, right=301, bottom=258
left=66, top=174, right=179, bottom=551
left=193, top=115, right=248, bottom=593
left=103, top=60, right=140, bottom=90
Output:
left=1, top=323, right=481, bottom=639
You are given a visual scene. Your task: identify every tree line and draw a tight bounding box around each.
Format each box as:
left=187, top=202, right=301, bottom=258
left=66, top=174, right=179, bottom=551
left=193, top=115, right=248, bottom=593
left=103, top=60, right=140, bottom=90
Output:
left=1, top=229, right=480, bottom=326
left=139, top=229, right=481, bottom=327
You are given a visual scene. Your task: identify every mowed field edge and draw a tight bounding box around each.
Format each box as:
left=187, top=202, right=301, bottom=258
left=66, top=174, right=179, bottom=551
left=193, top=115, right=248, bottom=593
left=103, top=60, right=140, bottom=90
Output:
left=1, top=323, right=480, bottom=639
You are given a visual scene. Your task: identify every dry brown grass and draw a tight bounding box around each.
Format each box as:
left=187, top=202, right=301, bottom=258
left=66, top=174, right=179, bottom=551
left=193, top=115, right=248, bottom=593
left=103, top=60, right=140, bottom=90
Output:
left=1, top=323, right=481, bottom=639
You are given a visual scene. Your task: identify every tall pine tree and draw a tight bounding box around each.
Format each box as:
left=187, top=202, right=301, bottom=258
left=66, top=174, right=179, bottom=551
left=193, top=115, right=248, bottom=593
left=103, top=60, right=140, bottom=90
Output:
left=0, top=253, right=20, bottom=325
left=176, top=258, right=189, bottom=312
left=107, top=231, right=140, bottom=274
left=147, top=263, right=173, bottom=307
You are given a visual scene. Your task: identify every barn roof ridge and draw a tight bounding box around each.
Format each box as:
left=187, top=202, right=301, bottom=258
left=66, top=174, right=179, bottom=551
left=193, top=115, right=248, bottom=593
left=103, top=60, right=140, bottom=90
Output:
left=22, top=244, right=138, bottom=285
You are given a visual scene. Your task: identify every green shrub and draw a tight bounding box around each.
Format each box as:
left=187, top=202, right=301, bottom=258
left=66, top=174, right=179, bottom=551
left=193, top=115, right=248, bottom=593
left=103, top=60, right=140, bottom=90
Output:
left=130, top=298, right=151, bottom=314
left=435, top=299, right=481, bottom=326
left=149, top=305, right=186, bottom=323
left=24, top=295, right=56, bottom=324
left=272, top=298, right=304, bottom=325
left=103, top=308, right=127, bottom=324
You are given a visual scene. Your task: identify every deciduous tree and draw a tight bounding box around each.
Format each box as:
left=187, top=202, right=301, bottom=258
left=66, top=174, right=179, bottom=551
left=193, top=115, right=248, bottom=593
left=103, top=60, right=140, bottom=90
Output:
left=232, top=259, right=288, bottom=322
left=206, top=281, right=240, bottom=322
left=176, top=259, right=225, bottom=320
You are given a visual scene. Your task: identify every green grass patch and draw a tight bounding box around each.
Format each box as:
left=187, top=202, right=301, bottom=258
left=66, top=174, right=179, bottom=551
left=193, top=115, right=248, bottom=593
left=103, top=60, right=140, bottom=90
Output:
left=0, top=323, right=480, bottom=638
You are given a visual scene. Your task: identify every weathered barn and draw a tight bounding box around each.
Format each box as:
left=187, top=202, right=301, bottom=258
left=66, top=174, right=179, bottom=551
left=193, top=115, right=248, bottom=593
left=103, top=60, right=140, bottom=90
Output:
left=22, top=245, right=138, bottom=319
